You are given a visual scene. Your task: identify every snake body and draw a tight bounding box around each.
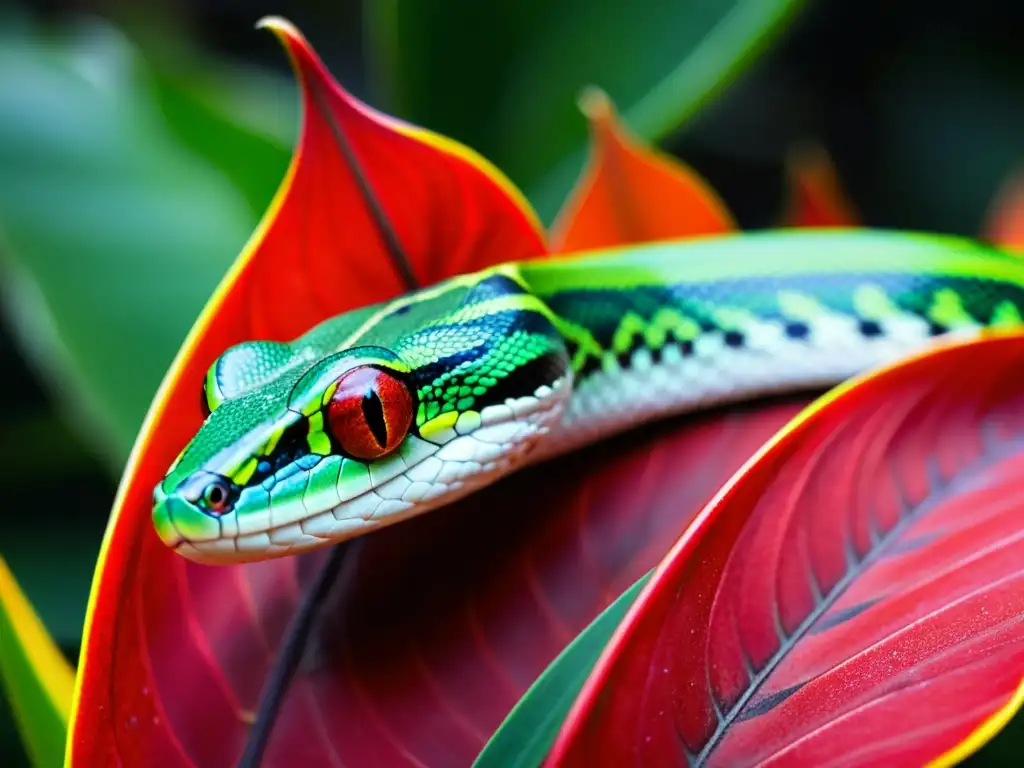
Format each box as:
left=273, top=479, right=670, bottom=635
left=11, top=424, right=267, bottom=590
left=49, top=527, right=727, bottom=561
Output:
left=153, top=230, right=1024, bottom=563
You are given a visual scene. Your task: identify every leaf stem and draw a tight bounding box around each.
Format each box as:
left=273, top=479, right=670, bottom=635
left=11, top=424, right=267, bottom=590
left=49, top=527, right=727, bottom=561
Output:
left=309, top=82, right=418, bottom=293
left=237, top=540, right=359, bottom=767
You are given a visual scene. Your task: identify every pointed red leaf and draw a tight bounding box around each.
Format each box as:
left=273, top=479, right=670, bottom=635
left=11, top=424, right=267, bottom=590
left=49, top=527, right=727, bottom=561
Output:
left=68, top=17, right=545, bottom=766
left=547, top=333, right=1024, bottom=767
left=983, top=169, right=1024, bottom=253
left=783, top=143, right=860, bottom=228
left=549, top=88, right=735, bottom=253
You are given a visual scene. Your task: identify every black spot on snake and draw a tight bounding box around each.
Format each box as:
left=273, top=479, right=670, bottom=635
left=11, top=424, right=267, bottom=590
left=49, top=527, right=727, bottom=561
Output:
left=859, top=319, right=883, bottom=337
left=785, top=322, right=810, bottom=339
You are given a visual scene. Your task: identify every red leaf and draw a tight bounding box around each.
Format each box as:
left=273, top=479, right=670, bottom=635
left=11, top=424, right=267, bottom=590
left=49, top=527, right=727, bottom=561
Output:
left=66, top=16, right=800, bottom=767
left=783, top=143, right=860, bottom=228
left=982, top=169, right=1024, bottom=253
left=547, top=333, right=1024, bottom=767
left=89, top=395, right=808, bottom=766
left=68, top=17, right=544, bottom=766
left=280, top=398, right=806, bottom=765
left=549, top=88, right=735, bottom=253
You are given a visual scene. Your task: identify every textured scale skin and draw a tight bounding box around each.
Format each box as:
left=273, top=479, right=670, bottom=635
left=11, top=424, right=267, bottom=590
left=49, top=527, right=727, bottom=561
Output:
left=154, top=267, right=573, bottom=561
left=154, top=232, right=1024, bottom=563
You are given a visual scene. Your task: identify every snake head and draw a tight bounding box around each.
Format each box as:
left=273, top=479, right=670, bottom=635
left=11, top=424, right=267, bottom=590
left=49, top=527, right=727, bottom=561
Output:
left=153, top=274, right=572, bottom=563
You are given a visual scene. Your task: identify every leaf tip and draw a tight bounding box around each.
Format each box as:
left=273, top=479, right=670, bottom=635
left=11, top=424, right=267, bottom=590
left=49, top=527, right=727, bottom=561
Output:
left=982, top=168, right=1024, bottom=254
left=576, top=87, right=633, bottom=157
left=255, top=15, right=326, bottom=92
left=551, top=89, right=734, bottom=252
left=783, top=141, right=859, bottom=228
left=255, top=15, right=306, bottom=60
left=254, top=14, right=300, bottom=39
left=577, top=86, right=613, bottom=124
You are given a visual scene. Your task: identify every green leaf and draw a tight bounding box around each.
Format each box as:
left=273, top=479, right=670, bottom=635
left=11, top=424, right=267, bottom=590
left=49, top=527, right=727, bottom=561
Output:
left=0, top=17, right=277, bottom=465
left=0, top=558, right=74, bottom=768
left=145, top=59, right=295, bottom=218
left=367, top=0, right=808, bottom=222
left=473, top=572, right=652, bottom=768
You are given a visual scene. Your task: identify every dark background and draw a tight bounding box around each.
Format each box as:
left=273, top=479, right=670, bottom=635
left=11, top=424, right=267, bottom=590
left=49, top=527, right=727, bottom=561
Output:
left=1, top=0, right=1022, bottom=764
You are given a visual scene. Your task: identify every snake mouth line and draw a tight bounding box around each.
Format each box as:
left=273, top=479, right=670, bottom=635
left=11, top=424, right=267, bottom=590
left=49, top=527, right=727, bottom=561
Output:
left=174, top=377, right=571, bottom=563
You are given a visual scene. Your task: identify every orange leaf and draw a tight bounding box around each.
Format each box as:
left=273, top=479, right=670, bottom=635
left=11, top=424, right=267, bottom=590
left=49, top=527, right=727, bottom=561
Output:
left=66, top=17, right=545, bottom=766
left=549, top=88, right=735, bottom=253
left=982, top=169, right=1024, bottom=253
left=782, top=142, right=860, bottom=228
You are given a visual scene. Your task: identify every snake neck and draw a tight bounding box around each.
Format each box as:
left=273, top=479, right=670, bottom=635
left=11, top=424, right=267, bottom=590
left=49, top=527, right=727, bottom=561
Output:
left=512, top=232, right=1024, bottom=460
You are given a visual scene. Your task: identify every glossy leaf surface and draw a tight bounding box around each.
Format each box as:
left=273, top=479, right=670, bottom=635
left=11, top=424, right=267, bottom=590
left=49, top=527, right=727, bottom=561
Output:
left=549, top=333, right=1024, bottom=766
left=369, top=0, right=809, bottom=221
left=0, top=558, right=73, bottom=768
left=474, top=573, right=651, bottom=768
left=67, top=18, right=544, bottom=766
left=549, top=89, right=734, bottom=253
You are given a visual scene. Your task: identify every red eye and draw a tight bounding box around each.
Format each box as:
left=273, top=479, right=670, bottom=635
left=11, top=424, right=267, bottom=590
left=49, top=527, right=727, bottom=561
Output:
left=326, top=366, right=414, bottom=460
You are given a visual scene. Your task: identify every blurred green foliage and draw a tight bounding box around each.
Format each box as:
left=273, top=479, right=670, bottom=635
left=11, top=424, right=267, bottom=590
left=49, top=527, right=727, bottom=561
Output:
left=0, top=7, right=296, bottom=764
left=369, top=0, right=807, bottom=220
left=0, top=13, right=292, bottom=464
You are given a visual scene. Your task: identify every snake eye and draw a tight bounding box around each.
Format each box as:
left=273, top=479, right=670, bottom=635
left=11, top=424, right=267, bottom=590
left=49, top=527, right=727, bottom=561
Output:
left=201, top=479, right=231, bottom=514
left=326, top=366, right=414, bottom=460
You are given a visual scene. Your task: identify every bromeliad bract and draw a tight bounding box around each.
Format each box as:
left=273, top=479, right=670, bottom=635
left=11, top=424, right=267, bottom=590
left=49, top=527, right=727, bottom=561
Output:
left=3, top=14, right=1023, bottom=768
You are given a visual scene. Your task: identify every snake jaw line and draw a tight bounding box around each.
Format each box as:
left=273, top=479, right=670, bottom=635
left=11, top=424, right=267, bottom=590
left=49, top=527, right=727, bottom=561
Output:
left=172, top=376, right=572, bottom=564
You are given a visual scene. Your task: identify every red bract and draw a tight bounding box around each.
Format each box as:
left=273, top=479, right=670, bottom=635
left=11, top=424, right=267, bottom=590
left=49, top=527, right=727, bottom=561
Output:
left=67, top=14, right=802, bottom=767
left=984, top=169, right=1024, bottom=253
left=66, top=16, right=544, bottom=766
left=547, top=333, right=1024, bottom=767
left=782, top=143, right=859, bottom=228
left=549, top=88, right=735, bottom=252
left=70, top=13, right=1023, bottom=768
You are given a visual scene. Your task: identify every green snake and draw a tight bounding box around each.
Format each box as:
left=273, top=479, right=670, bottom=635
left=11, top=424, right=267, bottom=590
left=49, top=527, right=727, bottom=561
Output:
left=152, top=229, right=1024, bottom=564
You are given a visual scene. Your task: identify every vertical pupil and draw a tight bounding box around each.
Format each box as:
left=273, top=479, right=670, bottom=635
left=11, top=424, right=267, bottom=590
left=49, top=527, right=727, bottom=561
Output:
left=361, top=387, right=389, bottom=449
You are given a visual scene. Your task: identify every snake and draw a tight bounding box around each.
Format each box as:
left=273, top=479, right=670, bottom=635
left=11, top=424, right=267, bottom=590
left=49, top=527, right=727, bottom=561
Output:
left=152, top=229, right=1024, bottom=564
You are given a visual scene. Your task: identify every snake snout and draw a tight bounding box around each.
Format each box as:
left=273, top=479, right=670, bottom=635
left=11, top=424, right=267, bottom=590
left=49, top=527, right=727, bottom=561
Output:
left=153, top=470, right=238, bottom=550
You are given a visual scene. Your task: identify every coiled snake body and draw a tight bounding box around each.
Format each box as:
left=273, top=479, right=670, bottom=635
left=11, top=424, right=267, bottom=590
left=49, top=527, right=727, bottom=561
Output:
left=153, top=231, right=1024, bottom=563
